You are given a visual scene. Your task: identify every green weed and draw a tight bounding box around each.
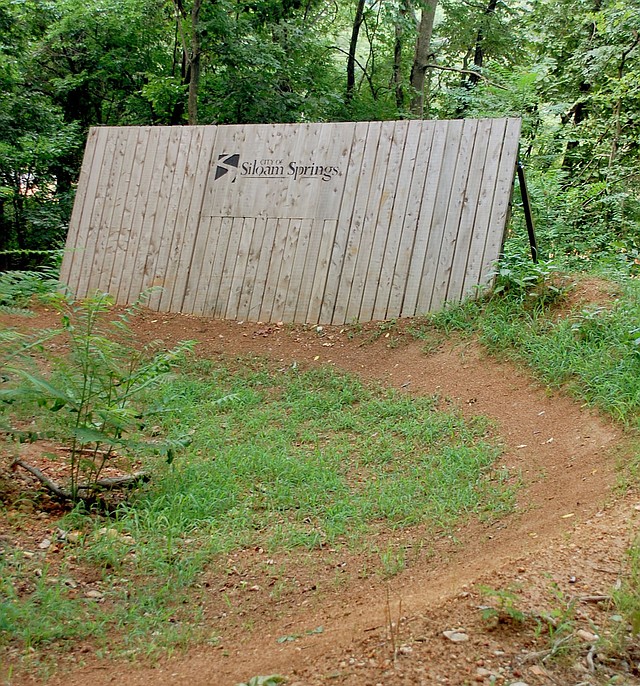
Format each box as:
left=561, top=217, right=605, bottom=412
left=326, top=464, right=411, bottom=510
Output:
left=479, top=585, right=528, bottom=626
left=378, top=545, right=406, bottom=578
left=612, top=537, right=640, bottom=637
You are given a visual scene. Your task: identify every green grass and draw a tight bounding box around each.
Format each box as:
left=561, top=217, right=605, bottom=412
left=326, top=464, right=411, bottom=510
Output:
left=124, top=360, right=508, bottom=553
left=428, top=276, right=640, bottom=428
left=1, top=357, right=512, bottom=659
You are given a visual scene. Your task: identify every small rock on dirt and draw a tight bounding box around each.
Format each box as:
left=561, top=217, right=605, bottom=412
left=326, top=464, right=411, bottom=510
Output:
left=85, top=590, right=104, bottom=600
left=443, top=630, right=469, bottom=643
left=577, top=629, right=599, bottom=642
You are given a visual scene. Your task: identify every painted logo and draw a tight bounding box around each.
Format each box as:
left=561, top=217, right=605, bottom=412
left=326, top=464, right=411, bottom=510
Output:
left=214, top=154, right=341, bottom=183
left=215, top=153, right=240, bottom=181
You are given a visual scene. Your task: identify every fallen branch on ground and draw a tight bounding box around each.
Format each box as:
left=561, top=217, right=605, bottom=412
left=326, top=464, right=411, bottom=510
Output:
left=11, top=458, right=149, bottom=501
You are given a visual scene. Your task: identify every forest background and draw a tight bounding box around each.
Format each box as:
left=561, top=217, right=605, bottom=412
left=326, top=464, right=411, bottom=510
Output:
left=0, top=0, right=639, bottom=275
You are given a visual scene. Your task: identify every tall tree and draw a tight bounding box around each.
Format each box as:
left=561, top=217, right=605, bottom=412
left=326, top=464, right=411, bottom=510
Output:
left=409, top=0, right=437, bottom=116
left=346, top=0, right=366, bottom=104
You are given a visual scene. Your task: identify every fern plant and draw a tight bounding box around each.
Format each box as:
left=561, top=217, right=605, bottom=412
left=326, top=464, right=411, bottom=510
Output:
left=0, top=292, right=194, bottom=502
left=0, top=259, right=61, bottom=314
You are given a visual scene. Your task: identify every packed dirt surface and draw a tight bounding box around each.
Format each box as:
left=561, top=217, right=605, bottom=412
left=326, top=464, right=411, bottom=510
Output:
left=2, top=305, right=638, bottom=686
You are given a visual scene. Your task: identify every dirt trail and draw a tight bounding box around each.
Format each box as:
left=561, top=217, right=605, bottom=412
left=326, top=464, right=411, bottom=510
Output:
left=4, top=310, right=631, bottom=685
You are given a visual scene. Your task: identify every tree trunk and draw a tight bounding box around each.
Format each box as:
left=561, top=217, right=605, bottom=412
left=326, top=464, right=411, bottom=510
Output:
left=409, top=0, right=437, bottom=117
left=609, top=31, right=639, bottom=166
left=469, top=0, right=498, bottom=86
left=187, top=0, right=203, bottom=125
left=346, top=0, right=366, bottom=104
left=393, top=1, right=411, bottom=111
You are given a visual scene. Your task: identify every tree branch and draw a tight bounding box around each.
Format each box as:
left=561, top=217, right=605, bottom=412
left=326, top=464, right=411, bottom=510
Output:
left=12, top=458, right=70, bottom=499
left=426, top=64, right=508, bottom=90
left=329, top=45, right=377, bottom=100
left=12, top=458, right=149, bottom=499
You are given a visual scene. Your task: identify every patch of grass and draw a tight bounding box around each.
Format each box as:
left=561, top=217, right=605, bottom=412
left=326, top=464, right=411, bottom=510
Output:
left=1, top=357, right=511, bottom=659
left=134, top=359, right=507, bottom=549
left=377, top=544, right=406, bottom=578
left=429, top=275, right=640, bottom=427
left=612, top=537, right=640, bottom=638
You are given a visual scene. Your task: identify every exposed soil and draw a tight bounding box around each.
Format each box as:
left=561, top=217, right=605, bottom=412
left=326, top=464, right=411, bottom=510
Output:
left=1, top=303, right=639, bottom=686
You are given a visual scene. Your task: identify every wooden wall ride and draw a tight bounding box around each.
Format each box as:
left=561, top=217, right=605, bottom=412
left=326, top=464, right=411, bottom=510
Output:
left=60, top=118, right=521, bottom=324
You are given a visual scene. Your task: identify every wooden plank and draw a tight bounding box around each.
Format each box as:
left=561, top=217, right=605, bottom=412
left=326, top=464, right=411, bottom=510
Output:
left=88, top=127, right=135, bottom=294
left=282, top=218, right=313, bottom=322
left=328, top=121, right=381, bottom=325
left=461, top=118, right=510, bottom=298
left=233, top=123, right=281, bottom=220
left=200, top=216, right=233, bottom=316
left=224, top=216, right=256, bottom=319
left=316, top=122, right=365, bottom=324
left=277, top=122, right=316, bottom=213
left=247, top=217, right=279, bottom=320
left=146, top=127, right=193, bottom=311
left=414, top=119, right=465, bottom=316
left=294, top=218, right=327, bottom=323
left=106, top=127, right=150, bottom=301
left=157, top=126, right=206, bottom=311
left=136, top=127, right=183, bottom=302
left=429, top=119, right=479, bottom=312
left=302, top=122, right=357, bottom=323
left=200, top=124, right=246, bottom=219
left=344, top=121, right=396, bottom=323
left=386, top=120, right=434, bottom=319
left=75, top=127, right=120, bottom=297
left=400, top=120, right=450, bottom=317
left=358, top=120, right=410, bottom=322
left=183, top=126, right=254, bottom=314
left=445, top=118, right=494, bottom=304
left=236, top=216, right=267, bottom=320
left=306, top=219, right=337, bottom=324
left=60, top=128, right=100, bottom=293
left=123, top=126, right=171, bottom=303
left=477, top=117, right=521, bottom=290
left=169, top=126, right=217, bottom=312
left=201, top=217, right=233, bottom=317
left=258, top=218, right=290, bottom=321
left=162, top=126, right=215, bottom=311
left=270, top=217, right=302, bottom=322
left=213, top=217, right=245, bottom=318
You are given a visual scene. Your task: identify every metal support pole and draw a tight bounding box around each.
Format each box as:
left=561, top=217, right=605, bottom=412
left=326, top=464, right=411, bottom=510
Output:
left=516, top=160, right=538, bottom=263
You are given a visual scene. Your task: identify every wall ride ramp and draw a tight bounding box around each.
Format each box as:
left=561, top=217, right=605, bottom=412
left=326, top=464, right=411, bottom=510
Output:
left=60, top=118, right=521, bottom=325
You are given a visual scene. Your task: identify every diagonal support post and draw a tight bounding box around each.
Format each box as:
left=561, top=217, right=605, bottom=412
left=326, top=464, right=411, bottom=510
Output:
left=516, top=160, right=538, bottom=263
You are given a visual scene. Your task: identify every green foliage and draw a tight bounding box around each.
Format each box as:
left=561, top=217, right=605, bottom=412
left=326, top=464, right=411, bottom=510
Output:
left=0, top=292, right=194, bottom=500
left=2, top=0, right=639, bottom=268
left=0, top=264, right=61, bottom=312
left=491, top=246, right=568, bottom=308
left=538, top=582, right=577, bottom=649
left=479, top=585, right=528, bottom=625
left=429, top=268, right=640, bottom=428
left=613, top=538, right=640, bottom=637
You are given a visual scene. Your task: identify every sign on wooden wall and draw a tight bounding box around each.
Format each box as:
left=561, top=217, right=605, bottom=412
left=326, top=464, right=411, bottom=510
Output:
left=60, top=118, right=521, bottom=324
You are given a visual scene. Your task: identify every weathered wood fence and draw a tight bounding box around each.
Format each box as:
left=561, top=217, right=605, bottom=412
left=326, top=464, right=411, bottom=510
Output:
left=60, top=118, right=521, bottom=324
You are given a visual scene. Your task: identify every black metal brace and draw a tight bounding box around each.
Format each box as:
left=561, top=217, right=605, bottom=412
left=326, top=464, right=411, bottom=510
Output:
left=516, top=160, right=539, bottom=263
